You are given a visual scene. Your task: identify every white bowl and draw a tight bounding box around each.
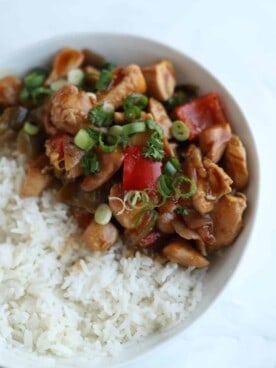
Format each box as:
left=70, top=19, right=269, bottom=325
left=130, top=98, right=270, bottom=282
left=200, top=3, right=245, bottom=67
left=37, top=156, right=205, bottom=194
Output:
left=0, top=33, right=259, bottom=368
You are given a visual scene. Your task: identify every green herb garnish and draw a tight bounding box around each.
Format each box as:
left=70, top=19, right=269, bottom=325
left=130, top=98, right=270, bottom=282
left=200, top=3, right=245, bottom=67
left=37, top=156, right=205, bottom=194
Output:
left=81, top=152, right=100, bottom=176
left=143, top=131, right=164, bottom=161
left=88, top=104, right=114, bottom=127
left=175, top=206, right=189, bottom=216
left=95, top=69, right=113, bottom=91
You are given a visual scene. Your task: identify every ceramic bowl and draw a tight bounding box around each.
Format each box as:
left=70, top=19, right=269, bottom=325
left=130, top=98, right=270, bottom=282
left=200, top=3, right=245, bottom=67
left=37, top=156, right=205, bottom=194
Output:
left=0, top=33, right=259, bottom=368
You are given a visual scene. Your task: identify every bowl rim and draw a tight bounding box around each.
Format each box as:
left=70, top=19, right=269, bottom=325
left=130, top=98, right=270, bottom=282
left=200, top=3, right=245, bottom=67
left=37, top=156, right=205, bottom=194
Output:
left=0, top=31, right=260, bottom=368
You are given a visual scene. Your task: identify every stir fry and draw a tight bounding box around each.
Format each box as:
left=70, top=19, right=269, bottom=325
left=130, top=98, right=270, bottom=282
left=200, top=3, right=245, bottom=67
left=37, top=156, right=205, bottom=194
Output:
left=0, top=47, right=249, bottom=268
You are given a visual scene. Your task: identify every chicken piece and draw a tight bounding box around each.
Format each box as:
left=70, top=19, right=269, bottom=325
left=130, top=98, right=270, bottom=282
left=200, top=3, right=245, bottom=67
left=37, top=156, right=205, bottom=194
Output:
left=44, top=85, right=94, bottom=135
left=173, top=218, right=206, bottom=254
left=185, top=145, right=232, bottom=214
left=157, top=212, right=176, bottom=233
left=203, top=158, right=233, bottom=199
left=199, top=123, right=232, bottom=163
left=224, top=135, right=248, bottom=190
left=108, top=183, right=147, bottom=229
left=63, top=140, right=84, bottom=179
left=83, top=65, right=100, bottom=85
left=209, top=193, right=247, bottom=250
left=0, top=76, right=22, bottom=107
left=45, top=48, right=84, bottom=85
left=148, top=98, right=172, bottom=138
left=20, top=156, right=51, bottom=197
left=163, top=240, right=209, bottom=268
left=142, top=60, right=176, bottom=101
left=82, top=219, right=118, bottom=251
left=98, top=64, right=146, bottom=109
left=81, top=150, right=124, bottom=192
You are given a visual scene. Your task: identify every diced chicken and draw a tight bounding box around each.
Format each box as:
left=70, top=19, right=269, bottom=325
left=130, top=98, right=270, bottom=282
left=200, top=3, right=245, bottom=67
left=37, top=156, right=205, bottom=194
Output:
left=209, top=193, right=247, bottom=250
left=45, top=48, right=84, bottom=85
left=199, top=123, right=232, bottom=163
left=98, top=64, right=146, bottom=109
left=148, top=98, right=172, bottom=138
left=0, top=76, right=22, bottom=106
left=142, top=60, right=176, bottom=101
left=163, top=240, right=209, bottom=268
left=184, top=145, right=232, bottom=214
left=203, top=158, right=233, bottom=199
left=82, top=219, right=118, bottom=251
left=20, top=156, right=51, bottom=197
left=44, top=85, right=94, bottom=135
left=224, top=135, right=248, bottom=190
left=45, top=133, right=84, bottom=179
left=108, top=183, right=147, bottom=229
left=83, top=65, right=100, bottom=85
left=63, top=140, right=84, bottom=179
left=81, top=150, right=124, bottom=192
left=157, top=212, right=176, bottom=233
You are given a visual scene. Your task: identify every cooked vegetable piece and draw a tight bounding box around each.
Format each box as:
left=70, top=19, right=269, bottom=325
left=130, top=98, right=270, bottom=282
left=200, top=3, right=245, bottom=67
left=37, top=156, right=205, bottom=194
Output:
left=81, top=152, right=100, bottom=175
left=74, top=128, right=97, bottom=151
left=174, top=93, right=227, bottom=140
left=88, top=103, right=114, bottom=127
left=82, top=48, right=105, bottom=68
left=123, top=145, right=162, bottom=191
left=82, top=219, right=118, bottom=251
left=224, top=135, right=248, bottom=190
left=163, top=240, right=209, bottom=268
left=94, top=203, right=112, bottom=225
left=142, top=60, right=176, bottom=101
left=171, top=120, right=190, bottom=141
left=143, top=131, right=165, bottom=161
left=23, top=121, right=39, bottom=136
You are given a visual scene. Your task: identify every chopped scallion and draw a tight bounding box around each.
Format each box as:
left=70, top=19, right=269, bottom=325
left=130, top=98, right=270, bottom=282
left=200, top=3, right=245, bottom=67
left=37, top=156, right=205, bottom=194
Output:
left=122, top=122, right=147, bottom=136
left=74, top=129, right=97, bottom=151
left=23, top=121, right=39, bottom=136
left=89, top=103, right=114, bottom=127
left=172, top=175, right=197, bottom=199
left=81, top=152, right=100, bottom=175
left=94, top=203, right=112, bottom=225
left=171, top=120, right=190, bottom=141
left=23, top=68, right=47, bottom=89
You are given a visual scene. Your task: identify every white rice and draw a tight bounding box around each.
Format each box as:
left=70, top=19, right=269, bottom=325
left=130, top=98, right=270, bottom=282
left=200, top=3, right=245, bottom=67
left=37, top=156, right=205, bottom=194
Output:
left=0, top=153, right=205, bottom=359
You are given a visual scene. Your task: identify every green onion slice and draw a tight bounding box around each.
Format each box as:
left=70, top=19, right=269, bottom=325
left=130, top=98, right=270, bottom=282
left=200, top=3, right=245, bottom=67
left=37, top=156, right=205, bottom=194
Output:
left=124, top=106, right=141, bottom=121
left=109, top=125, right=123, bottom=137
left=74, top=129, right=97, bottom=151
left=172, top=175, right=197, bottom=198
left=164, top=157, right=180, bottom=176
left=157, top=174, right=173, bottom=198
left=122, top=122, right=147, bottom=136
left=89, top=103, right=114, bottom=127
left=124, top=93, right=148, bottom=110
left=99, top=132, right=120, bottom=153
left=23, top=68, right=47, bottom=89
left=146, top=119, right=163, bottom=137
left=23, top=121, right=39, bottom=136
left=94, top=203, right=112, bottom=225
left=171, top=120, right=190, bottom=141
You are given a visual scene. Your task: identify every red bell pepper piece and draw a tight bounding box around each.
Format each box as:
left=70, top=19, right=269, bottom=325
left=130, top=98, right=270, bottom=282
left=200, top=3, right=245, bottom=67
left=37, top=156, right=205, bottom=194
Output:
left=123, top=145, right=162, bottom=191
left=174, top=93, right=227, bottom=140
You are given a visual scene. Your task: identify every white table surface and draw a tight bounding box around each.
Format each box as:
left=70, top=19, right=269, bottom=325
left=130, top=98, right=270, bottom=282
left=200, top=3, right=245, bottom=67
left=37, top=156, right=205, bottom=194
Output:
left=0, top=0, right=275, bottom=367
